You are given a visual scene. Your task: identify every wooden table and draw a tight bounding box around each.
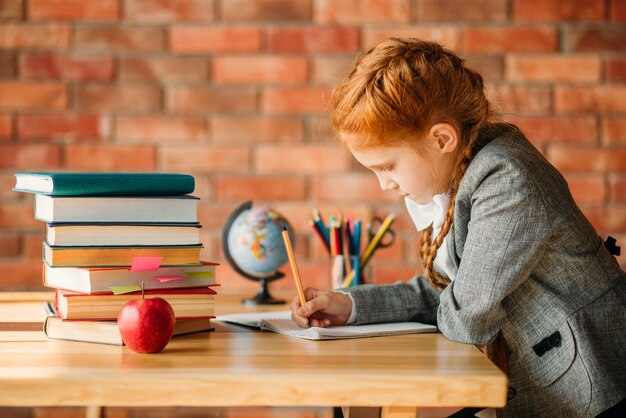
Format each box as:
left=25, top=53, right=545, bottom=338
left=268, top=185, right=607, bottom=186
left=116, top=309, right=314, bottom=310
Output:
left=0, top=291, right=507, bottom=418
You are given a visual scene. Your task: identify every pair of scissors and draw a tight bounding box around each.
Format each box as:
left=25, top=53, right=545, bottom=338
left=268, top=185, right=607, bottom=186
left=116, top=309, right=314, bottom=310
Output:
left=367, top=215, right=396, bottom=249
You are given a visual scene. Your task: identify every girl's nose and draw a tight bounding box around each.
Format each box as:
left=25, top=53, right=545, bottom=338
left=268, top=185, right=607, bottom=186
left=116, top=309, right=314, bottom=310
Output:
left=378, top=175, right=398, bottom=192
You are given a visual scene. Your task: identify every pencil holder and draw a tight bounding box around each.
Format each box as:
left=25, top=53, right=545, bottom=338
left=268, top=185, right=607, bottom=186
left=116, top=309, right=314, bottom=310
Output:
left=330, top=255, right=371, bottom=289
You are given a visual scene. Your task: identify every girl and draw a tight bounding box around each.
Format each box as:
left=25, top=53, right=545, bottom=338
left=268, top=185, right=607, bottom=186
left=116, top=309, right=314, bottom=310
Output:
left=290, top=38, right=625, bottom=417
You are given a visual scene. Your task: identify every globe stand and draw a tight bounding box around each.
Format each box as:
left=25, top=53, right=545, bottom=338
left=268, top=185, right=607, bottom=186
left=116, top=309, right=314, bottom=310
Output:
left=242, top=278, right=285, bottom=306
left=222, top=200, right=287, bottom=306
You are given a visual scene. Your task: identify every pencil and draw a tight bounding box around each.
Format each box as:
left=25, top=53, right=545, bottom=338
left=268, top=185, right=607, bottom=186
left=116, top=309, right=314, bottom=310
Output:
left=309, top=216, right=331, bottom=254
left=342, top=213, right=396, bottom=287
left=282, top=227, right=306, bottom=306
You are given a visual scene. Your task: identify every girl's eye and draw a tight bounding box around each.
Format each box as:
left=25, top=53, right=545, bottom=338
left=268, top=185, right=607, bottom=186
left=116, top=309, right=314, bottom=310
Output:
left=381, top=165, right=393, bottom=172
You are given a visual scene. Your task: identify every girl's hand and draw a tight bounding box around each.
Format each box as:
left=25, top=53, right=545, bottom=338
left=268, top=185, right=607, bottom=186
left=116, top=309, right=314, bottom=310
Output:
left=290, top=287, right=353, bottom=328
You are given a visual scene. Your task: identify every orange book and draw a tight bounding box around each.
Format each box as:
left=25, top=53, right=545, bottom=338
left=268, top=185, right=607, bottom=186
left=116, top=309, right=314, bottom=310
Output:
left=43, top=241, right=202, bottom=268
left=55, top=287, right=217, bottom=320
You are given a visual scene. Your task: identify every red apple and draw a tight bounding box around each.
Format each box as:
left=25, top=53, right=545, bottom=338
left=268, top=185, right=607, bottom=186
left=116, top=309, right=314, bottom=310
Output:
left=117, top=296, right=176, bottom=354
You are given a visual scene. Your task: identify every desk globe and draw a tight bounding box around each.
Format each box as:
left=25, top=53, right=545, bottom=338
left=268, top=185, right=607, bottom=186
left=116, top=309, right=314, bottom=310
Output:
left=222, top=201, right=295, bottom=305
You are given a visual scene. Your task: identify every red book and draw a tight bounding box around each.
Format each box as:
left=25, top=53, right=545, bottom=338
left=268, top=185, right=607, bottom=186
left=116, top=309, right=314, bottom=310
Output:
left=55, top=286, right=217, bottom=320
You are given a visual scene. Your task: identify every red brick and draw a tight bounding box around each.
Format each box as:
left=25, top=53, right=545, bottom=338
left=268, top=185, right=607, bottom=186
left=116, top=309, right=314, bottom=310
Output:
left=211, top=116, right=303, bottom=143
left=255, top=145, right=350, bottom=174
left=19, top=53, right=113, bottom=81
left=18, top=114, right=108, bottom=140
left=555, top=86, right=626, bottom=113
left=514, top=0, right=604, bottom=21
left=0, top=114, right=11, bottom=139
left=221, top=0, right=311, bottom=21
left=0, top=143, right=61, bottom=169
left=216, top=176, right=306, bottom=200
left=582, top=207, right=626, bottom=233
left=609, top=176, right=626, bottom=202
left=75, top=26, right=164, bottom=51
left=506, top=55, right=600, bottom=83
left=613, top=0, right=626, bottom=21
left=0, top=82, right=66, bottom=110
left=306, top=116, right=333, bottom=143
left=119, top=56, right=208, bottom=83
left=75, top=85, right=161, bottom=112
left=415, top=0, right=507, bottom=22
left=0, top=174, right=17, bottom=198
left=462, top=27, right=557, bottom=53
left=169, top=26, right=261, bottom=53
left=547, top=147, right=626, bottom=173
left=372, top=264, right=419, bottom=285
left=505, top=116, right=598, bottom=144
left=65, top=144, right=156, bottom=170
left=23, top=234, right=43, bottom=260
left=312, top=56, right=357, bottom=86
left=361, top=27, right=459, bottom=50
left=0, top=233, right=19, bottom=257
left=267, top=27, right=359, bottom=53
left=125, top=0, right=214, bottom=22
left=0, top=0, right=23, bottom=18
left=488, top=85, right=552, bottom=115
left=161, top=145, right=250, bottom=173
left=605, top=57, right=626, bottom=82
left=0, top=261, right=42, bottom=290
left=0, top=23, right=70, bottom=50
left=564, top=25, right=626, bottom=52
left=602, top=117, right=626, bottom=145
left=197, top=203, right=240, bottom=229
left=563, top=174, right=606, bottom=204
left=28, top=0, right=119, bottom=20
left=213, top=56, right=308, bottom=85
left=0, top=53, right=15, bottom=78
left=315, top=0, right=410, bottom=23
left=312, top=174, right=400, bottom=202
left=166, top=87, right=256, bottom=113
left=261, top=87, right=331, bottom=114
left=465, top=56, right=503, bottom=82
left=115, top=116, right=206, bottom=142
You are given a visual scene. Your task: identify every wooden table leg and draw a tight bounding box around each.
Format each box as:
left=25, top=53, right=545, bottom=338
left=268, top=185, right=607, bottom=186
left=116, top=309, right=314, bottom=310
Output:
left=85, top=405, right=103, bottom=418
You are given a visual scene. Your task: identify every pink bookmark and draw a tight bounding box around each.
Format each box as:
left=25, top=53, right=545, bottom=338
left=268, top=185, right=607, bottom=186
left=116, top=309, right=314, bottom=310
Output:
left=152, top=275, right=185, bottom=283
left=129, top=256, right=162, bottom=272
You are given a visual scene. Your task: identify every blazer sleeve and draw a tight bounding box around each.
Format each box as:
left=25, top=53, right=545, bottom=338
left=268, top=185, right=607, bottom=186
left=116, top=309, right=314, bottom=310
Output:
left=437, top=158, right=551, bottom=346
left=345, top=275, right=441, bottom=326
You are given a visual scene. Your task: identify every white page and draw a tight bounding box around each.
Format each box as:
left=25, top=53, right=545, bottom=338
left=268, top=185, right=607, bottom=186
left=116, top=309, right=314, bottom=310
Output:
left=215, top=310, right=293, bottom=328
left=215, top=310, right=438, bottom=340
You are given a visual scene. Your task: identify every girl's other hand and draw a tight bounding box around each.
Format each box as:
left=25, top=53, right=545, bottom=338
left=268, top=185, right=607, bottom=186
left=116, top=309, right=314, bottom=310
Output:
left=290, top=288, right=353, bottom=328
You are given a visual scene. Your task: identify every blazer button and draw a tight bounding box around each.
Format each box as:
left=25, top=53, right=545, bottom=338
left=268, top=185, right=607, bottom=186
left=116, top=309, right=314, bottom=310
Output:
left=507, top=388, right=517, bottom=402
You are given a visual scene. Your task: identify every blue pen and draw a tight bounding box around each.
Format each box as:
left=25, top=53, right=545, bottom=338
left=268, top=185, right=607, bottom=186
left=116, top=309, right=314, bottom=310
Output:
left=313, top=208, right=331, bottom=248
left=352, top=220, right=362, bottom=286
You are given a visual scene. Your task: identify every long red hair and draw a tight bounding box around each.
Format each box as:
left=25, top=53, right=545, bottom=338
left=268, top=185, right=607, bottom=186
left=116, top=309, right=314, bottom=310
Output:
left=332, top=38, right=507, bottom=373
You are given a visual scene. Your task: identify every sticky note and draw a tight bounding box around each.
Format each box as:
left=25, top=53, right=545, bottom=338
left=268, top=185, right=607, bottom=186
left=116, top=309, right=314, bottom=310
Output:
left=152, top=275, right=185, bottom=283
left=129, top=256, right=162, bottom=272
left=110, top=285, right=142, bottom=295
left=186, top=271, right=215, bottom=279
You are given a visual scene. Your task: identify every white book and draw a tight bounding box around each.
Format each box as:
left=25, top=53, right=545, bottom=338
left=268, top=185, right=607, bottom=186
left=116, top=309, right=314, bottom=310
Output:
left=34, top=194, right=199, bottom=223
left=215, top=311, right=438, bottom=340
left=46, top=223, right=201, bottom=246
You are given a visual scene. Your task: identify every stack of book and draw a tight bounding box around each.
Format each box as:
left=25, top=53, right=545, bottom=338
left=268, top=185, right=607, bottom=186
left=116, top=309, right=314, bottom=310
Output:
left=14, top=172, right=219, bottom=346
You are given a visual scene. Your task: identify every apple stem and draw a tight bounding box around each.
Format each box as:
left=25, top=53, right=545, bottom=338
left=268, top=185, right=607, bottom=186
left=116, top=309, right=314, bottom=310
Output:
left=141, top=281, right=145, bottom=299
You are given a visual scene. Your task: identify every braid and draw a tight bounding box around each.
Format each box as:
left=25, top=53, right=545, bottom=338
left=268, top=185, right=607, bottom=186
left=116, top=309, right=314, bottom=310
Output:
left=420, top=140, right=474, bottom=291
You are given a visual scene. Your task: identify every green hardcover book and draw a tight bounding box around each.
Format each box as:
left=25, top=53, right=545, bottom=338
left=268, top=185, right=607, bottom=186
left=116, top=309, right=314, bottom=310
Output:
left=13, top=172, right=195, bottom=196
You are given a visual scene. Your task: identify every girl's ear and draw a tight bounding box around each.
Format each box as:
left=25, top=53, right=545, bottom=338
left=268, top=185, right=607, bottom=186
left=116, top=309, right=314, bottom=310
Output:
left=429, top=123, right=459, bottom=154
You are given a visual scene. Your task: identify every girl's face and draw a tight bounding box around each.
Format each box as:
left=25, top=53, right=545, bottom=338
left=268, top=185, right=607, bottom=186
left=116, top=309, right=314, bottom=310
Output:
left=346, top=125, right=459, bottom=204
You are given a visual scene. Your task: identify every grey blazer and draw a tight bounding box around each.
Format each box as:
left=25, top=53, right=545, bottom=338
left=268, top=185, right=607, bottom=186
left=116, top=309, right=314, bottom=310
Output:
left=346, top=124, right=626, bottom=417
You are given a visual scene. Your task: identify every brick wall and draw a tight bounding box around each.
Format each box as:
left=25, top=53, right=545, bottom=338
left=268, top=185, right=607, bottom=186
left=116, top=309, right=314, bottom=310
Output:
left=1, top=0, right=625, bottom=293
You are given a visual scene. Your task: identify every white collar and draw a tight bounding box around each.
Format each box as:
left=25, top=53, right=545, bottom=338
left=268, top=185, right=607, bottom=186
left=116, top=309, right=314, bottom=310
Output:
left=404, top=193, right=450, bottom=232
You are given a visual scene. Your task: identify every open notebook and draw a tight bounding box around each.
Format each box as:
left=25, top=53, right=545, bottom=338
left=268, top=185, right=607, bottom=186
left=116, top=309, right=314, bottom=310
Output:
left=215, top=310, right=437, bottom=340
